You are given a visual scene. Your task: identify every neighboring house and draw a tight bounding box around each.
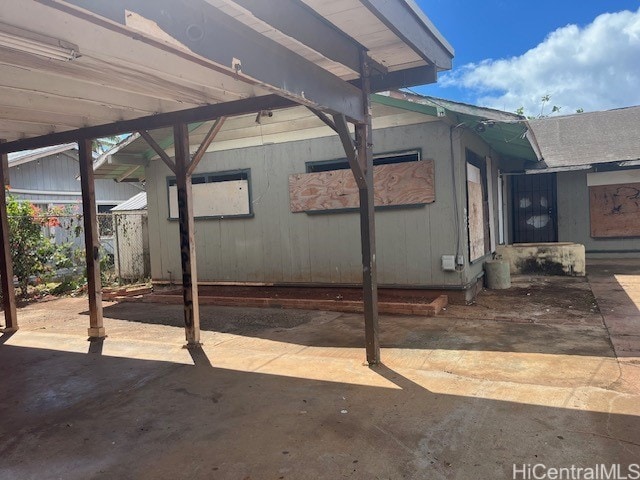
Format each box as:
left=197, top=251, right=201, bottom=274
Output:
left=7, top=143, right=143, bottom=211
left=96, top=92, right=538, bottom=303
left=7, top=143, right=144, bottom=250
left=515, top=106, right=640, bottom=258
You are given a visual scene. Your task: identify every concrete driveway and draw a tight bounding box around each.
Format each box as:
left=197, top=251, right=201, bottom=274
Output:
left=0, top=269, right=638, bottom=479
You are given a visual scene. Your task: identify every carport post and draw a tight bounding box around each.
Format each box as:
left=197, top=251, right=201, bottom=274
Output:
left=78, top=138, right=105, bottom=338
left=173, top=123, right=201, bottom=346
left=0, top=140, right=17, bottom=331
left=356, top=54, right=380, bottom=365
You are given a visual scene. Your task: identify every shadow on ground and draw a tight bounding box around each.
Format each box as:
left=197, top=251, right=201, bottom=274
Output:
left=96, top=300, right=614, bottom=358
left=0, top=339, right=637, bottom=480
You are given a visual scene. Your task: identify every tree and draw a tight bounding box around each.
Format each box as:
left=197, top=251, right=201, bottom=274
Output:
left=5, top=192, right=57, bottom=296
left=516, top=95, right=583, bottom=119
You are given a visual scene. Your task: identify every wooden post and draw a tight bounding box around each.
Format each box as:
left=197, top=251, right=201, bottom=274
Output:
left=356, top=54, right=380, bottom=364
left=0, top=140, right=17, bottom=332
left=173, top=123, right=201, bottom=346
left=78, top=138, right=105, bottom=338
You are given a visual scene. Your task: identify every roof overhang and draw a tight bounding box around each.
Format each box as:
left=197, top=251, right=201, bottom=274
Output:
left=0, top=0, right=453, bottom=154
left=93, top=97, right=440, bottom=181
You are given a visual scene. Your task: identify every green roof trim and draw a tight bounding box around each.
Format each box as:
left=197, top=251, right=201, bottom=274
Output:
left=372, top=93, right=537, bottom=162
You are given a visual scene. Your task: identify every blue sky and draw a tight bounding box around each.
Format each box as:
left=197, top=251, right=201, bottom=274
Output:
left=412, top=0, right=640, bottom=115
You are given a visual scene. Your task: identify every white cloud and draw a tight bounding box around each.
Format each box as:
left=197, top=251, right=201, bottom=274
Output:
left=441, top=8, right=640, bottom=115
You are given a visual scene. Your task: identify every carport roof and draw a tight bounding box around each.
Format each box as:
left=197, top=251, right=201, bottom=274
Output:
left=0, top=0, right=453, bottom=153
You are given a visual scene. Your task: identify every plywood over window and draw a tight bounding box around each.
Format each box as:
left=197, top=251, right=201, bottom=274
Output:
left=288, top=160, right=435, bottom=213
left=466, top=163, right=486, bottom=261
left=589, top=182, right=640, bottom=238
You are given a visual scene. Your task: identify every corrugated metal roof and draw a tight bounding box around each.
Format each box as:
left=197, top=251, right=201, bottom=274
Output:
left=111, top=192, right=147, bottom=212
left=527, top=106, right=640, bottom=168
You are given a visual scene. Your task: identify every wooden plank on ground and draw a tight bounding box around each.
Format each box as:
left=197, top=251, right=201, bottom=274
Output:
left=289, top=160, right=435, bottom=213
left=590, top=183, right=640, bottom=238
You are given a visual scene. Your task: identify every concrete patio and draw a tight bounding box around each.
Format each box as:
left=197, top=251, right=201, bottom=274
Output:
left=0, top=264, right=639, bottom=479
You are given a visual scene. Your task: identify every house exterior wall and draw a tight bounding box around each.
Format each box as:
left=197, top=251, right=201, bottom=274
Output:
left=8, top=152, right=141, bottom=206
left=146, top=121, right=498, bottom=288
left=556, top=170, right=640, bottom=256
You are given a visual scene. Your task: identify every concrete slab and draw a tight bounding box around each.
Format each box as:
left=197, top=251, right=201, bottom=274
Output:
left=0, top=276, right=639, bottom=479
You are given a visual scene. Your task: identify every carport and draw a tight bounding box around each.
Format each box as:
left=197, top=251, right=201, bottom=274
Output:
left=0, top=0, right=453, bottom=364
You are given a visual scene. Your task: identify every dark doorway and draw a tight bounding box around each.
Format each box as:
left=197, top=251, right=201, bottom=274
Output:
left=511, top=173, right=558, bottom=243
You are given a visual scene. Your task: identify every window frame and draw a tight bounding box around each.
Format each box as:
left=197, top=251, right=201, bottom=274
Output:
left=166, top=168, right=254, bottom=221
left=305, top=149, right=422, bottom=173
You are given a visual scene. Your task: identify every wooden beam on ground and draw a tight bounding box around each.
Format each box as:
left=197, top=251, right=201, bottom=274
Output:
left=0, top=140, right=17, bottom=332
left=355, top=54, right=380, bottom=365
left=138, top=130, right=176, bottom=173
left=78, top=138, right=105, bottom=338
left=188, top=117, right=226, bottom=175
left=174, top=123, right=201, bottom=346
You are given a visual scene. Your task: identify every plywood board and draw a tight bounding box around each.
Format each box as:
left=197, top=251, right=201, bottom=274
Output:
left=288, top=160, right=435, bottom=213
left=169, top=179, right=250, bottom=218
left=467, top=163, right=485, bottom=262
left=589, top=182, right=640, bottom=238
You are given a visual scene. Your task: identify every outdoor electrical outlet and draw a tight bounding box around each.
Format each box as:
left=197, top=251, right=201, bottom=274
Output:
left=441, top=255, right=456, bottom=271
left=456, top=255, right=464, bottom=266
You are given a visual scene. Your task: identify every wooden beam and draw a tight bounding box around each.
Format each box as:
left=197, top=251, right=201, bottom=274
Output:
left=188, top=117, right=226, bottom=175
left=226, top=0, right=364, bottom=73
left=0, top=95, right=295, bottom=155
left=356, top=55, right=380, bottom=365
left=0, top=140, right=17, bottom=332
left=78, top=138, right=105, bottom=338
left=174, top=123, right=200, bottom=346
left=138, top=130, right=176, bottom=173
left=37, top=0, right=365, bottom=122
left=307, top=107, right=338, bottom=133
left=333, top=114, right=366, bottom=189
left=360, top=0, right=453, bottom=70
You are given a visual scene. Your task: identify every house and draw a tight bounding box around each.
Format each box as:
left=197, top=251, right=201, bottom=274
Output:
left=519, top=107, right=640, bottom=258
left=95, top=92, right=539, bottom=303
left=8, top=143, right=142, bottom=212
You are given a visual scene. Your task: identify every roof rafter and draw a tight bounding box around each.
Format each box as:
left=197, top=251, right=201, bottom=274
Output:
left=37, top=0, right=365, bottom=122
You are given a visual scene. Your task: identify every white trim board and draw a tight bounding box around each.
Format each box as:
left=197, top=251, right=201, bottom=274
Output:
left=587, top=169, right=640, bottom=186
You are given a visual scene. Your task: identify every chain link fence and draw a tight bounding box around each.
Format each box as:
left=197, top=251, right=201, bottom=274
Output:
left=4, top=209, right=150, bottom=296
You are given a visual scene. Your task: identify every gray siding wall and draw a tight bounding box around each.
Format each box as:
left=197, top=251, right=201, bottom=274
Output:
left=9, top=152, right=141, bottom=206
left=147, top=122, right=487, bottom=287
left=557, top=170, right=640, bottom=255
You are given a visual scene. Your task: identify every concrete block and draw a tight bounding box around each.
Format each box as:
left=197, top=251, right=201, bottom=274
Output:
left=496, top=243, right=585, bottom=276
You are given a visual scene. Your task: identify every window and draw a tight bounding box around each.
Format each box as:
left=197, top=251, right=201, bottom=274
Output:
left=306, top=151, right=420, bottom=173
left=167, top=170, right=252, bottom=219
left=97, top=204, right=117, bottom=237
left=290, top=150, right=433, bottom=213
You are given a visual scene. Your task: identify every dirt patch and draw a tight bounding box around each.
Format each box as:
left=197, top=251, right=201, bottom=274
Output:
left=443, top=275, right=602, bottom=326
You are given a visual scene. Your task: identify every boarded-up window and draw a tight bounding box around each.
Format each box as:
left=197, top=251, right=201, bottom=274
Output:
left=589, top=175, right=640, bottom=238
left=289, top=158, right=435, bottom=213
left=167, top=170, right=251, bottom=219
